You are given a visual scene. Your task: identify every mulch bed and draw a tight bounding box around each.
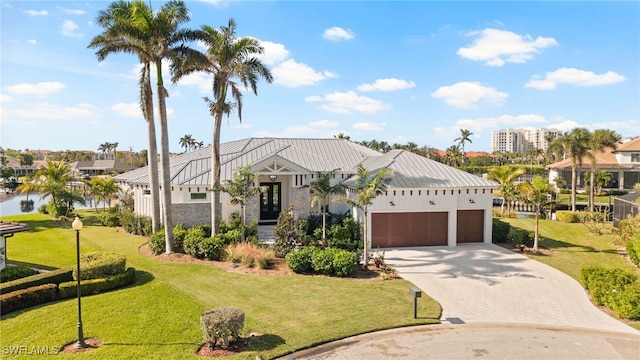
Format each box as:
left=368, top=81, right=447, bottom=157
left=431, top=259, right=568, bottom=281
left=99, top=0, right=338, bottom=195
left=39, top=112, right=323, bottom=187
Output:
left=196, top=337, right=251, bottom=358
left=60, top=338, right=102, bottom=354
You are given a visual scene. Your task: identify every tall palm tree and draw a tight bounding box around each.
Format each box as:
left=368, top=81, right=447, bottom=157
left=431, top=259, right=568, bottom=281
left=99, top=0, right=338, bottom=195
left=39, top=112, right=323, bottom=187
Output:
left=548, top=128, right=590, bottom=211
left=518, top=176, right=553, bottom=250
left=487, top=164, right=526, bottom=216
left=179, top=134, right=194, bottom=152
left=90, top=0, right=202, bottom=253
left=302, top=169, right=346, bottom=242
left=454, top=129, right=473, bottom=157
left=336, top=164, right=392, bottom=270
left=172, top=18, right=273, bottom=234
left=585, top=129, right=620, bottom=211
left=443, top=145, right=464, bottom=167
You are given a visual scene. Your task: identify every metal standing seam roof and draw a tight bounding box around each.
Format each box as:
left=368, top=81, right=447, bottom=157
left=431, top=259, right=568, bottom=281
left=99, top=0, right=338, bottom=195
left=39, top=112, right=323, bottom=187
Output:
left=114, top=138, right=496, bottom=189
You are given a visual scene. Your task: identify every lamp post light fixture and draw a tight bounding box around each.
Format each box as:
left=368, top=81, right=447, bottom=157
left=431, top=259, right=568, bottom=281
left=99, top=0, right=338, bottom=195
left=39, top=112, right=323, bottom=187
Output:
left=72, top=216, right=87, bottom=349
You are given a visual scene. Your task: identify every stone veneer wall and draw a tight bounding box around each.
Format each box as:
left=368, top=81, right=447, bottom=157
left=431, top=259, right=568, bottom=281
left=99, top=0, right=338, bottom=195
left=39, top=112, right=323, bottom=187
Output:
left=172, top=203, right=210, bottom=227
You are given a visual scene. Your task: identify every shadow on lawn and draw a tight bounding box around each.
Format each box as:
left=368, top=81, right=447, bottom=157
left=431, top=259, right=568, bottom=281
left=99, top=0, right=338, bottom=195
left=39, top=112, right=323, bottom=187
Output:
left=541, top=237, right=619, bottom=254
left=247, top=333, right=286, bottom=352
left=6, top=260, right=58, bottom=271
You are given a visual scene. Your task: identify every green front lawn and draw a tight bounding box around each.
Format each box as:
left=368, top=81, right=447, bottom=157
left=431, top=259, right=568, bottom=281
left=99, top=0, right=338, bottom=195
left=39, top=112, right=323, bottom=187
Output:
left=555, top=193, right=615, bottom=205
left=0, top=212, right=440, bottom=360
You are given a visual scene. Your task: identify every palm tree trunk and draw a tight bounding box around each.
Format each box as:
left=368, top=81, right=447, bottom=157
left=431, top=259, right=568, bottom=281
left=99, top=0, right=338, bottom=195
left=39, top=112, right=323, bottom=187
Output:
left=362, top=207, right=368, bottom=270
left=534, top=211, right=539, bottom=250
left=143, top=68, right=161, bottom=233
left=211, top=113, right=223, bottom=234
left=589, top=168, right=596, bottom=212
left=571, top=165, right=577, bottom=212
left=157, top=75, right=174, bottom=254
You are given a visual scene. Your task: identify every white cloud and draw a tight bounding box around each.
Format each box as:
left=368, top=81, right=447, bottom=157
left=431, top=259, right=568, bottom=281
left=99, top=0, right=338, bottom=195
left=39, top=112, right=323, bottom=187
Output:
left=323, top=27, right=355, bottom=41
left=27, top=39, right=37, bottom=45
left=61, top=20, right=82, bottom=38
left=546, top=119, right=581, bottom=132
left=111, top=103, right=141, bottom=118
left=305, top=91, right=390, bottom=114
left=25, top=9, right=48, bottom=16
left=5, top=81, right=66, bottom=96
left=257, top=40, right=290, bottom=66
left=252, top=119, right=341, bottom=138
left=358, top=78, right=416, bottom=92
left=58, top=7, right=86, bottom=15
left=273, top=59, right=329, bottom=87
left=353, top=122, right=384, bottom=131
left=310, top=119, right=339, bottom=127
left=526, top=67, right=626, bottom=89
left=457, top=28, right=558, bottom=66
left=454, top=114, right=546, bottom=132
left=12, top=103, right=99, bottom=120
left=177, top=72, right=210, bottom=93
left=432, top=82, right=508, bottom=109
left=1, top=94, right=12, bottom=103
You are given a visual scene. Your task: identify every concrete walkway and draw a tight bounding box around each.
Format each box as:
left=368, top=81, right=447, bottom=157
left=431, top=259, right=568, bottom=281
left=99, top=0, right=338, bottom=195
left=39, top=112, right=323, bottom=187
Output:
left=384, top=243, right=637, bottom=334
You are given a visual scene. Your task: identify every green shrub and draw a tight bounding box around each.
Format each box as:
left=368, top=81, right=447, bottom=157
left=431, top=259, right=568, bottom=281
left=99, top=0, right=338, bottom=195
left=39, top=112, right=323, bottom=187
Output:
left=184, top=227, right=206, bottom=255
left=121, top=211, right=152, bottom=236
left=626, top=236, right=640, bottom=266
left=0, top=284, right=58, bottom=315
left=148, top=229, right=166, bottom=255
left=507, top=228, right=533, bottom=248
left=492, top=218, right=511, bottom=243
left=38, top=204, right=48, bottom=214
left=173, top=224, right=188, bottom=252
left=285, top=246, right=317, bottom=273
left=73, top=252, right=126, bottom=280
left=200, top=307, right=245, bottom=349
left=331, top=249, right=357, bottom=277
left=59, top=267, right=136, bottom=299
left=192, top=224, right=212, bottom=238
left=580, top=266, right=638, bottom=307
left=184, top=229, right=226, bottom=261
left=558, top=189, right=570, bottom=194
left=556, top=210, right=579, bottom=223
left=98, top=205, right=121, bottom=227
left=611, top=281, right=640, bottom=319
left=617, top=215, right=640, bottom=244
left=274, top=205, right=297, bottom=258
left=0, top=265, right=38, bottom=282
left=0, top=268, right=73, bottom=294
left=311, top=248, right=335, bottom=274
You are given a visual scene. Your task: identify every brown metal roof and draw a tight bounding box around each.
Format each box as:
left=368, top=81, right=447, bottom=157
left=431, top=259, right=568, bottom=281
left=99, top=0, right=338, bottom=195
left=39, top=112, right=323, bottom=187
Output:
left=616, top=137, right=640, bottom=152
left=0, top=221, right=30, bottom=236
left=547, top=149, right=630, bottom=170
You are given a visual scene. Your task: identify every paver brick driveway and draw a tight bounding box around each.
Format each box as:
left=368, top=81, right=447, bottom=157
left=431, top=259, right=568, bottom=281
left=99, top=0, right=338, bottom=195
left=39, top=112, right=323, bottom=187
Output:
left=384, top=243, right=637, bottom=334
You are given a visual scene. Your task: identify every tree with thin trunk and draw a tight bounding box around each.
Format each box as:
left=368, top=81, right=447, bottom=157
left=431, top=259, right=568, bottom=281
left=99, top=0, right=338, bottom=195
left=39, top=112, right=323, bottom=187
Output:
left=302, top=169, right=346, bottom=242
left=336, top=164, right=392, bottom=270
left=585, top=129, right=620, bottom=211
left=217, top=165, right=266, bottom=242
left=518, top=176, right=553, bottom=250
left=487, top=165, right=526, bottom=216
left=443, top=145, right=464, bottom=167
left=454, top=128, right=473, bottom=159
left=548, top=128, right=590, bottom=211
left=179, top=134, right=194, bottom=152
left=172, top=18, right=273, bottom=234
left=89, top=0, right=203, bottom=253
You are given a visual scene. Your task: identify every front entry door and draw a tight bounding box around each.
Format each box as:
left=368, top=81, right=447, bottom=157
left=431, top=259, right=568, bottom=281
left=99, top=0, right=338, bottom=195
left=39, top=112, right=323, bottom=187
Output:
left=260, top=182, right=281, bottom=222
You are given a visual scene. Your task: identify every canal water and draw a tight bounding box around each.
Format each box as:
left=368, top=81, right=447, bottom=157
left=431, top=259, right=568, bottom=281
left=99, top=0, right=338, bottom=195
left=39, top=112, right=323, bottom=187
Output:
left=0, top=193, right=103, bottom=217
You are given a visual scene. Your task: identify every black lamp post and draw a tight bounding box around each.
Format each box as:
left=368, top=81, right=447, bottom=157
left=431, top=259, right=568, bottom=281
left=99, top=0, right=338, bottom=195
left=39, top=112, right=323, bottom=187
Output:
left=72, top=216, right=87, bottom=349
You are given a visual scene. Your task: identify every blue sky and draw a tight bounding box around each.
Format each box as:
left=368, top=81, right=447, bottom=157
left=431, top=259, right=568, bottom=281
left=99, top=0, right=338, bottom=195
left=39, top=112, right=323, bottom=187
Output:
left=1, top=1, right=638, bottom=153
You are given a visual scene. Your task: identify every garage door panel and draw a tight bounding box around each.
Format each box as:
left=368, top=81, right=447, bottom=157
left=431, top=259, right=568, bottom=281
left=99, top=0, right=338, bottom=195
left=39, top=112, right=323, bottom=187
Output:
left=457, top=210, right=484, bottom=243
left=427, top=212, right=448, bottom=246
left=372, top=212, right=448, bottom=247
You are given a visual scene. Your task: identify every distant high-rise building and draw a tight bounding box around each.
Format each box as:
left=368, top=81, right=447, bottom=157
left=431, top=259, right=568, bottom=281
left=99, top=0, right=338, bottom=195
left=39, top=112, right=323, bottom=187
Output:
left=490, top=128, right=560, bottom=153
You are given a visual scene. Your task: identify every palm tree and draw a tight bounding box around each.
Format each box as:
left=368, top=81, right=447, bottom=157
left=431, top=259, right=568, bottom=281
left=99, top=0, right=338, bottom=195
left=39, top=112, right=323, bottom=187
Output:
left=487, top=164, right=526, bottom=216
left=90, top=0, right=203, bottom=253
left=336, top=164, right=392, bottom=270
left=172, top=18, right=273, bottom=234
left=443, top=145, right=464, bottom=167
left=302, top=169, right=346, bottom=242
left=548, top=128, right=590, bottom=211
left=179, top=134, right=194, bottom=152
left=218, top=166, right=265, bottom=242
left=97, top=142, right=110, bottom=159
left=111, top=141, right=119, bottom=160
left=454, top=129, right=473, bottom=157
left=585, top=129, right=620, bottom=211
left=18, top=160, right=83, bottom=217
left=518, top=176, right=553, bottom=250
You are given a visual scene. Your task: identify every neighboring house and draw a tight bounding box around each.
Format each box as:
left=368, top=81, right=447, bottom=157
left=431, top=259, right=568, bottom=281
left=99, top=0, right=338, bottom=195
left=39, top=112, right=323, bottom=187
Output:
left=547, top=137, right=640, bottom=190
left=70, top=159, right=135, bottom=176
left=114, top=138, right=498, bottom=249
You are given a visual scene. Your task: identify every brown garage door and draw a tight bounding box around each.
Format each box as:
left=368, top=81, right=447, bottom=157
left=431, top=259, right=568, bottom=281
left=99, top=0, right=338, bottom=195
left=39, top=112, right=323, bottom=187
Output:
left=372, top=212, right=448, bottom=248
left=456, top=210, right=484, bottom=243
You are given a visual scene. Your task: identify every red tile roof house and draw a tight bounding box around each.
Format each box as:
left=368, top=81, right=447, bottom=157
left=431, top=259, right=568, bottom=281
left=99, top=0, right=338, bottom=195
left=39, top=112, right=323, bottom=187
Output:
left=114, top=138, right=498, bottom=249
left=547, top=137, right=640, bottom=190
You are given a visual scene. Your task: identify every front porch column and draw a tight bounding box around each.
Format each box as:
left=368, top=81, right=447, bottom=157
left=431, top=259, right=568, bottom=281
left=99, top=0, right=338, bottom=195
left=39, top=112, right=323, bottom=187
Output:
left=484, top=209, right=492, bottom=244
left=447, top=210, right=457, bottom=247
left=618, top=170, right=624, bottom=189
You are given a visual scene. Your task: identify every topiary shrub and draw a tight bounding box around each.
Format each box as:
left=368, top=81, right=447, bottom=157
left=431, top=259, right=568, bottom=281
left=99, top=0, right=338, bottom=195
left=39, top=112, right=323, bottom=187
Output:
left=285, top=246, right=317, bottom=273
left=311, top=247, right=335, bottom=274
left=507, top=228, right=533, bottom=248
left=148, top=229, right=166, bottom=254
left=580, top=266, right=638, bottom=307
left=492, top=218, right=511, bottom=243
left=73, top=252, right=126, bottom=280
left=59, top=267, right=136, bottom=299
left=0, top=284, right=58, bottom=315
left=556, top=210, right=579, bottom=223
left=0, top=265, right=37, bottom=282
left=611, top=281, right=640, bottom=319
left=200, top=307, right=245, bottom=350
left=331, top=249, right=357, bottom=277
left=173, top=224, right=188, bottom=252
left=0, top=268, right=73, bottom=294
left=184, top=229, right=226, bottom=261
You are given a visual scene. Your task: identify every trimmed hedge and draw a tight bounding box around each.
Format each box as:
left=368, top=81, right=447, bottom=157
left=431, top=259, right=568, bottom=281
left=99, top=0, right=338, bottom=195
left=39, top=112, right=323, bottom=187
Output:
left=626, top=234, right=640, bottom=267
left=0, top=284, right=58, bottom=315
left=286, top=247, right=357, bottom=277
left=0, top=268, right=73, bottom=294
left=492, top=218, right=511, bottom=243
left=0, top=265, right=38, bottom=282
left=507, top=228, right=533, bottom=248
left=184, top=232, right=226, bottom=261
left=285, top=246, right=316, bottom=274
left=579, top=266, right=640, bottom=319
left=556, top=210, right=579, bottom=223
left=73, top=252, right=126, bottom=280
left=148, top=229, right=166, bottom=255
left=59, top=267, right=136, bottom=299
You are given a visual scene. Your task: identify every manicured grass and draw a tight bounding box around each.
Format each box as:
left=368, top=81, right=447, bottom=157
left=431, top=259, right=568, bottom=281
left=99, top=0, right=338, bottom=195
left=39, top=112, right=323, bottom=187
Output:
left=1, top=212, right=441, bottom=359
left=503, top=217, right=640, bottom=330
left=555, top=193, right=614, bottom=205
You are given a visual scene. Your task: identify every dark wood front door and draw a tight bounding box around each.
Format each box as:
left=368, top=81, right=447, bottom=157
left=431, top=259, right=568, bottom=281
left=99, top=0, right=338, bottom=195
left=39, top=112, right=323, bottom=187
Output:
left=260, top=182, right=281, bottom=222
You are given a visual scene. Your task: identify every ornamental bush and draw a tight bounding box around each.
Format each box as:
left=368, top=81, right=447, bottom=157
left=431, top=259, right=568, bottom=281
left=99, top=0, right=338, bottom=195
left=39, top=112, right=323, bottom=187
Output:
left=0, top=265, right=37, bottom=283
left=311, top=247, right=335, bottom=274
left=556, top=210, right=579, bottom=223
left=285, top=246, right=317, bottom=273
left=73, top=252, right=126, bottom=280
left=148, top=229, right=166, bottom=254
left=492, top=218, right=511, bottom=243
left=611, top=281, right=640, bottom=319
left=184, top=230, right=226, bottom=261
left=507, top=228, right=533, bottom=248
left=331, top=249, right=357, bottom=277
left=200, top=307, right=245, bottom=350
left=0, top=268, right=73, bottom=294
left=0, top=284, right=58, bottom=315
left=59, top=267, right=136, bottom=299
left=287, top=247, right=356, bottom=277
left=580, top=266, right=638, bottom=307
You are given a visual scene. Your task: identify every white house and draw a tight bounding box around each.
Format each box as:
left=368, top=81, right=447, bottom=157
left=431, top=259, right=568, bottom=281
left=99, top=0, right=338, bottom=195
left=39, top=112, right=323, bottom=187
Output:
left=114, top=138, right=498, bottom=248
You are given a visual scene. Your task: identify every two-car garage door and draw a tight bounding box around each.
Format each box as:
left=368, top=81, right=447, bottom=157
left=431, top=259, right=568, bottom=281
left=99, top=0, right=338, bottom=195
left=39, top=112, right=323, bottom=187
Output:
left=371, top=210, right=484, bottom=248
